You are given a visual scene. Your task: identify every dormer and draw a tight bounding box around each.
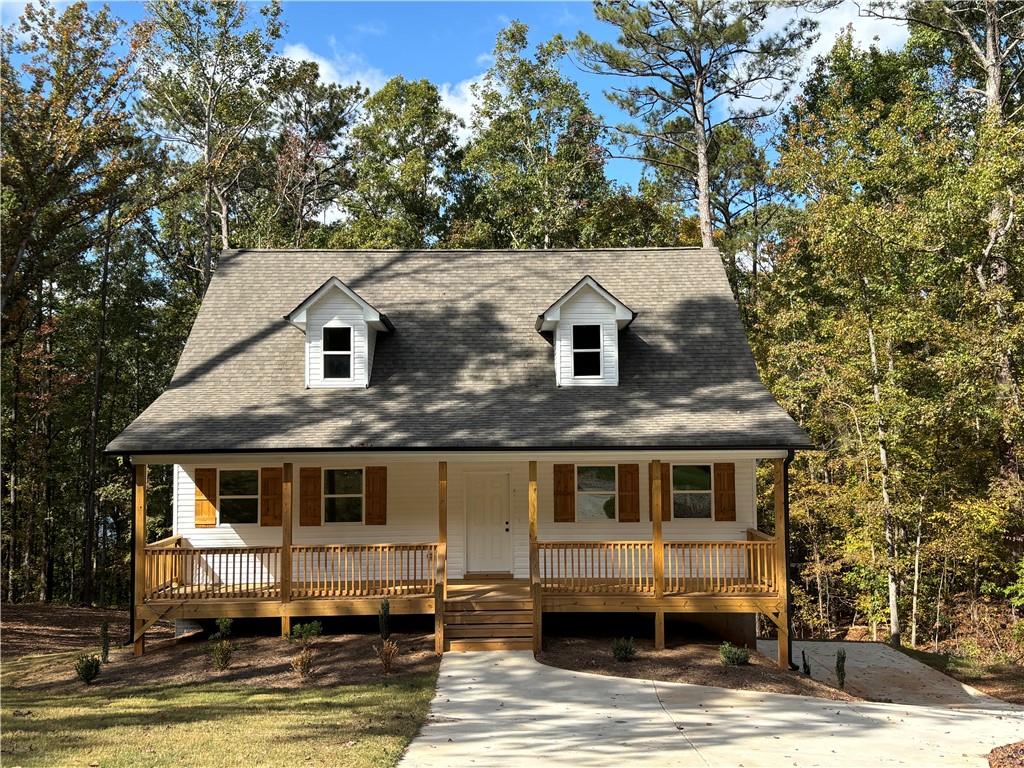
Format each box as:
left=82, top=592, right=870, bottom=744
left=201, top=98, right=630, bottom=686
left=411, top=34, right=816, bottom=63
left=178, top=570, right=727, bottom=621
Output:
left=537, top=276, right=635, bottom=387
left=286, top=277, right=393, bottom=389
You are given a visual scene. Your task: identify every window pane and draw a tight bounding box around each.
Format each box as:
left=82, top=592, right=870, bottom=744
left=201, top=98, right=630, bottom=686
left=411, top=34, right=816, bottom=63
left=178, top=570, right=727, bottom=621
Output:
left=324, top=353, right=352, bottom=379
left=220, top=497, right=258, bottom=524
left=572, top=324, right=601, bottom=350
left=577, top=466, right=615, bottom=492
left=220, top=469, right=258, bottom=496
left=324, top=469, right=362, bottom=495
left=323, top=326, right=352, bottom=352
left=325, top=496, right=362, bottom=523
left=673, top=465, right=711, bottom=491
left=573, top=351, right=601, bottom=377
left=673, top=493, right=712, bottom=519
left=578, top=493, right=615, bottom=520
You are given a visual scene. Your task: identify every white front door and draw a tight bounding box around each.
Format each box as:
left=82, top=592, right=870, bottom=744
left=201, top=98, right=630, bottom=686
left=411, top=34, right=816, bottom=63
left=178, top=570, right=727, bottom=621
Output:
left=465, top=472, right=512, bottom=573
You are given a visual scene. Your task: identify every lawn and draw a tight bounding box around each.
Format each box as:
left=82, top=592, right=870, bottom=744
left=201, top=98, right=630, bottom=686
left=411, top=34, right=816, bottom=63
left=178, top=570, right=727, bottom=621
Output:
left=1, top=606, right=439, bottom=768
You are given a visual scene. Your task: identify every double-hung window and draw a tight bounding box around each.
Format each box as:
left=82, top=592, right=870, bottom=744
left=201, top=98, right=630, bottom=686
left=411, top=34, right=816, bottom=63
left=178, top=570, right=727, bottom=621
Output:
left=324, top=468, right=363, bottom=523
left=219, top=469, right=259, bottom=524
left=571, top=324, right=602, bottom=378
left=576, top=465, right=616, bottom=520
left=323, top=326, right=353, bottom=380
left=671, top=465, right=713, bottom=519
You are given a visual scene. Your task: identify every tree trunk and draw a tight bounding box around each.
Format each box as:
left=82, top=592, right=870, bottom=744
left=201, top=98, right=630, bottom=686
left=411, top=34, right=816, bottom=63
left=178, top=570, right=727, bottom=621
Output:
left=692, top=81, right=715, bottom=248
left=910, top=511, right=923, bottom=647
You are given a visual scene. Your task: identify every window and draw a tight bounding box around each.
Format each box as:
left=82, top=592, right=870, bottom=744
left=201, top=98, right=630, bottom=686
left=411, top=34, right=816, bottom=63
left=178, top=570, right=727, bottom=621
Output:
left=571, top=324, right=602, bottom=377
left=324, top=468, right=363, bottom=523
left=323, top=326, right=352, bottom=379
left=671, top=465, right=712, bottom=519
left=219, top=469, right=259, bottom=524
left=576, top=465, right=616, bottom=520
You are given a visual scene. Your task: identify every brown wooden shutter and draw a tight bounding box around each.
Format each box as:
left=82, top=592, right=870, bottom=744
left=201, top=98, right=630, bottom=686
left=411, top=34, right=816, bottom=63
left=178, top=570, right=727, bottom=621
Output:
left=194, top=468, right=217, bottom=528
left=617, top=464, right=640, bottom=522
left=714, top=463, right=736, bottom=521
left=553, top=464, right=575, bottom=522
left=260, top=467, right=283, bottom=526
left=649, top=463, right=672, bottom=522
left=299, top=467, right=322, bottom=526
left=365, top=466, right=387, bottom=525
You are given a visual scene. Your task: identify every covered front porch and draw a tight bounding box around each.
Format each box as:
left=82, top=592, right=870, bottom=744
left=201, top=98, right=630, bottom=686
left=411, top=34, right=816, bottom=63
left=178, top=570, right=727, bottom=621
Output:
left=131, top=456, right=793, bottom=665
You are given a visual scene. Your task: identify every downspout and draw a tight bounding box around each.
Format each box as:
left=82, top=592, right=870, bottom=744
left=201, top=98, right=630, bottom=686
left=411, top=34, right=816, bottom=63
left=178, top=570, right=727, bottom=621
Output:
left=783, top=449, right=797, bottom=670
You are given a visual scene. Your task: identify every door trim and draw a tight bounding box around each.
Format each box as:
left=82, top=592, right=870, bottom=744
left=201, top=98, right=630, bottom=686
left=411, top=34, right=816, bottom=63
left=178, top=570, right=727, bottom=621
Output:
left=464, top=471, right=512, bottom=574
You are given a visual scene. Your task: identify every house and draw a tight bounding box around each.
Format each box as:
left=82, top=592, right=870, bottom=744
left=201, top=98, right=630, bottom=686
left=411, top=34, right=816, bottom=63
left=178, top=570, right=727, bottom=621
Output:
left=106, top=247, right=811, bottom=665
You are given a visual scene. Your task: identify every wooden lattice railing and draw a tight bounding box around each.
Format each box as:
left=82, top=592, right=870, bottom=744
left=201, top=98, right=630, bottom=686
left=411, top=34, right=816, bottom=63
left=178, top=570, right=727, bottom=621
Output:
left=144, top=546, right=282, bottom=600
left=539, top=541, right=656, bottom=594
left=664, top=540, right=776, bottom=594
left=290, top=543, right=438, bottom=598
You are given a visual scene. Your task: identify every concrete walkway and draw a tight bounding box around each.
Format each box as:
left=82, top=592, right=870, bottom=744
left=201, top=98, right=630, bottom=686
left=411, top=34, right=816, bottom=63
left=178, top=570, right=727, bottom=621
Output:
left=757, top=640, right=1011, bottom=710
left=400, top=651, right=1023, bottom=768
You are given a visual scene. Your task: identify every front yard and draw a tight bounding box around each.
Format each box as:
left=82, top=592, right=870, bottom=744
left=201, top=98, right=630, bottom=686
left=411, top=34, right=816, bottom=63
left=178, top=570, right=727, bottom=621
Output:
left=1, top=606, right=438, bottom=768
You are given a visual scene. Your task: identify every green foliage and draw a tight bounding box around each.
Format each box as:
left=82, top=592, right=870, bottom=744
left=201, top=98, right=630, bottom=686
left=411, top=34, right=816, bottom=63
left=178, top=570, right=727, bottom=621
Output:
left=835, top=648, right=847, bottom=689
left=1005, top=559, right=1024, bottom=609
left=719, top=642, right=750, bottom=666
left=74, top=653, right=101, bottom=684
left=290, top=621, right=322, bottom=649
left=378, top=599, right=391, bottom=641
left=611, top=637, right=637, bottom=662
left=213, top=617, right=233, bottom=640
left=99, top=622, right=110, bottom=664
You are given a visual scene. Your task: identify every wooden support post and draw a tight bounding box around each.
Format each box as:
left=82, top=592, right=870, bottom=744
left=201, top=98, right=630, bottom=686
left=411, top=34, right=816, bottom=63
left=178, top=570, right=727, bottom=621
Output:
left=651, top=459, right=665, bottom=649
left=435, top=461, right=447, bottom=654
left=773, top=458, right=791, bottom=669
left=133, top=464, right=148, bottom=657
left=528, top=460, right=541, bottom=653
left=280, top=463, right=293, bottom=638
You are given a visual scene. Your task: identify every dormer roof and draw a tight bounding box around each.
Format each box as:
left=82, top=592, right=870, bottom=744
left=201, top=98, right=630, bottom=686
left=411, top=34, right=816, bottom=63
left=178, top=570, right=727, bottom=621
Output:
left=535, top=275, right=636, bottom=332
left=284, top=276, right=394, bottom=333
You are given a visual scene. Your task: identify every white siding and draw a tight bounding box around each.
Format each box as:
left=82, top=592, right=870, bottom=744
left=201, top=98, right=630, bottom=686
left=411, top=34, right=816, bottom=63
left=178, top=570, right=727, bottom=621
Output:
left=306, top=291, right=372, bottom=388
left=555, top=286, right=619, bottom=386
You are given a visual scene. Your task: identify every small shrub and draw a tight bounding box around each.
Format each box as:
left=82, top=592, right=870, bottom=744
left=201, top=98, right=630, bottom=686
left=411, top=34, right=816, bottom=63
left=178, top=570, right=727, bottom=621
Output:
left=99, top=621, right=110, bottom=664
left=375, top=639, right=399, bottom=673
left=212, top=617, right=233, bottom=640
left=75, top=654, right=101, bottom=684
left=379, top=598, right=391, bottom=641
left=291, top=647, right=315, bottom=680
left=611, top=637, right=637, bottom=662
left=719, top=642, right=750, bottom=666
left=801, top=650, right=811, bottom=675
left=211, top=639, right=233, bottom=670
left=290, top=621, right=322, bottom=649
left=835, top=648, right=847, bottom=689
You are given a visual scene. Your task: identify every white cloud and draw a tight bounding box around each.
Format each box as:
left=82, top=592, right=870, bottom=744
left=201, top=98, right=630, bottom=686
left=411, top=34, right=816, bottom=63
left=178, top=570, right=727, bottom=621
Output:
left=281, top=42, right=389, bottom=92
left=439, top=74, right=486, bottom=143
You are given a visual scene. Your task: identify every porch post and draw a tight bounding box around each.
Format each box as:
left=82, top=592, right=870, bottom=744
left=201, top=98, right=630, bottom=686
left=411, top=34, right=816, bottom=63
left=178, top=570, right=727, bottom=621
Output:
left=280, top=462, right=293, bottom=637
left=651, top=459, right=665, bottom=650
left=528, top=460, right=541, bottom=653
left=132, top=464, right=147, bottom=657
left=435, top=461, right=447, bottom=654
left=773, top=458, right=792, bottom=669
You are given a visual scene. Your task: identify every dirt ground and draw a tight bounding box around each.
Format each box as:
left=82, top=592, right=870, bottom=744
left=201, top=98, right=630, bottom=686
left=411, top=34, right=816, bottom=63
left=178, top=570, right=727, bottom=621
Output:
left=989, top=741, right=1024, bottom=768
left=538, top=635, right=858, bottom=700
left=1, top=603, right=173, bottom=659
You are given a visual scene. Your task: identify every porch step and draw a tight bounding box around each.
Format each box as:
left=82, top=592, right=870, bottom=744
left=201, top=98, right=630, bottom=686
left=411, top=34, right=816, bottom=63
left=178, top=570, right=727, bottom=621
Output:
left=445, top=599, right=532, bottom=612
left=447, top=638, right=534, bottom=652
left=444, top=609, right=532, bottom=625
left=446, top=624, right=534, bottom=639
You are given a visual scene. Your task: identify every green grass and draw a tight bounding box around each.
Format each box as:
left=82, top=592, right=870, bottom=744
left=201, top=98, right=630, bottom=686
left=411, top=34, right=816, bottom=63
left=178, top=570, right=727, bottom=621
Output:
left=2, top=654, right=437, bottom=768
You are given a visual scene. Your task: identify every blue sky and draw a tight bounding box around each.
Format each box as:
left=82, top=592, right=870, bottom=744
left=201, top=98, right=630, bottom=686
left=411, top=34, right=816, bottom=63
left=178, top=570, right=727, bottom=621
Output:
left=1, top=1, right=909, bottom=187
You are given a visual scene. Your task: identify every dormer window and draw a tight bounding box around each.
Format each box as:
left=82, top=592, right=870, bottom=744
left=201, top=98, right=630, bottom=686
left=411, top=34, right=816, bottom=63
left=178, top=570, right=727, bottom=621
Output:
left=537, top=276, right=635, bottom=387
left=572, top=325, right=602, bottom=378
left=323, top=326, right=353, bottom=379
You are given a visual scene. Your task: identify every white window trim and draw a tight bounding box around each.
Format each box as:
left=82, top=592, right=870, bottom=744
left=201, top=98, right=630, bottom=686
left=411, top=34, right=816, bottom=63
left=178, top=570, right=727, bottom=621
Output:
left=575, top=464, right=617, bottom=522
left=217, top=467, right=261, bottom=526
left=322, top=323, right=354, bottom=381
left=669, top=463, right=715, bottom=520
left=322, top=467, right=364, bottom=525
left=570, top=323, right=603, bottom=379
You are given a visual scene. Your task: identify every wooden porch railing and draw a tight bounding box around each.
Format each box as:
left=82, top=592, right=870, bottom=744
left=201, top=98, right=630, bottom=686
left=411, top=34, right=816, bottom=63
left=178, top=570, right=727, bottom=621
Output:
left=539, top=541, right=655, bottom=594
left=664, top=541, right=776, bottom=594
left=291, top=543, right=438, bottom=598
left=144, top=546, right=282, bottom=601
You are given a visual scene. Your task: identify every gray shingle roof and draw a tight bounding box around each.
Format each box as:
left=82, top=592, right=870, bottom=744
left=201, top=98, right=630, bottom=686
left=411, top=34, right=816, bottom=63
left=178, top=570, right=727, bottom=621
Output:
left=106, top=248, right=811, bottom=454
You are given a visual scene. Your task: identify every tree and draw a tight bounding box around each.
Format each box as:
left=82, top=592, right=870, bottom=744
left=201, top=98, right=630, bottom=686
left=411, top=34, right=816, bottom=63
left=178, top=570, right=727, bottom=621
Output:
left=454, top=21, right=609, bottom=249
left=574, top=0, right=820, bottom=248
left=138, top=0, right=283, bottom=289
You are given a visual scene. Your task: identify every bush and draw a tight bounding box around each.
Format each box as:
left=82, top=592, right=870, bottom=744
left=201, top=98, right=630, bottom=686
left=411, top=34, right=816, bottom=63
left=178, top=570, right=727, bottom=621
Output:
left=719, top=642, right=750, bottom=666
left=212, top=617, right=233, bottom=640
left=379, top=598, right=391, bottom=641
left=835, top=648, right=847, bottom=689
left=211, top=639, right=233, bottom=670
left=291, top=647, right=315, bottom=680
left=290, top=621, right=322, bottom=649
left=611, top=637, right=637, bottom=662
left=75, top=654, right=101, bottom=684
left=375, top=639, right=399, bottom=673
left=99, top=621, right=110, bottom=664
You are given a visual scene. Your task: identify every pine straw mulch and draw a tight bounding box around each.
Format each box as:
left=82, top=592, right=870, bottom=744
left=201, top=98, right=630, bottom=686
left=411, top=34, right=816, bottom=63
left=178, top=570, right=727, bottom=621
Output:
left=1, top=603, right=173, bottom=659
left=537, top=635, right=858, bottom=701
left=989, top=741, right=1024, bottom=768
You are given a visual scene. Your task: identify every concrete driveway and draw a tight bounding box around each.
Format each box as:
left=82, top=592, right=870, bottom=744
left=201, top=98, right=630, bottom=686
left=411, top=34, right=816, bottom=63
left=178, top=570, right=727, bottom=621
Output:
left=400, top=651, right=1023, bottom=768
